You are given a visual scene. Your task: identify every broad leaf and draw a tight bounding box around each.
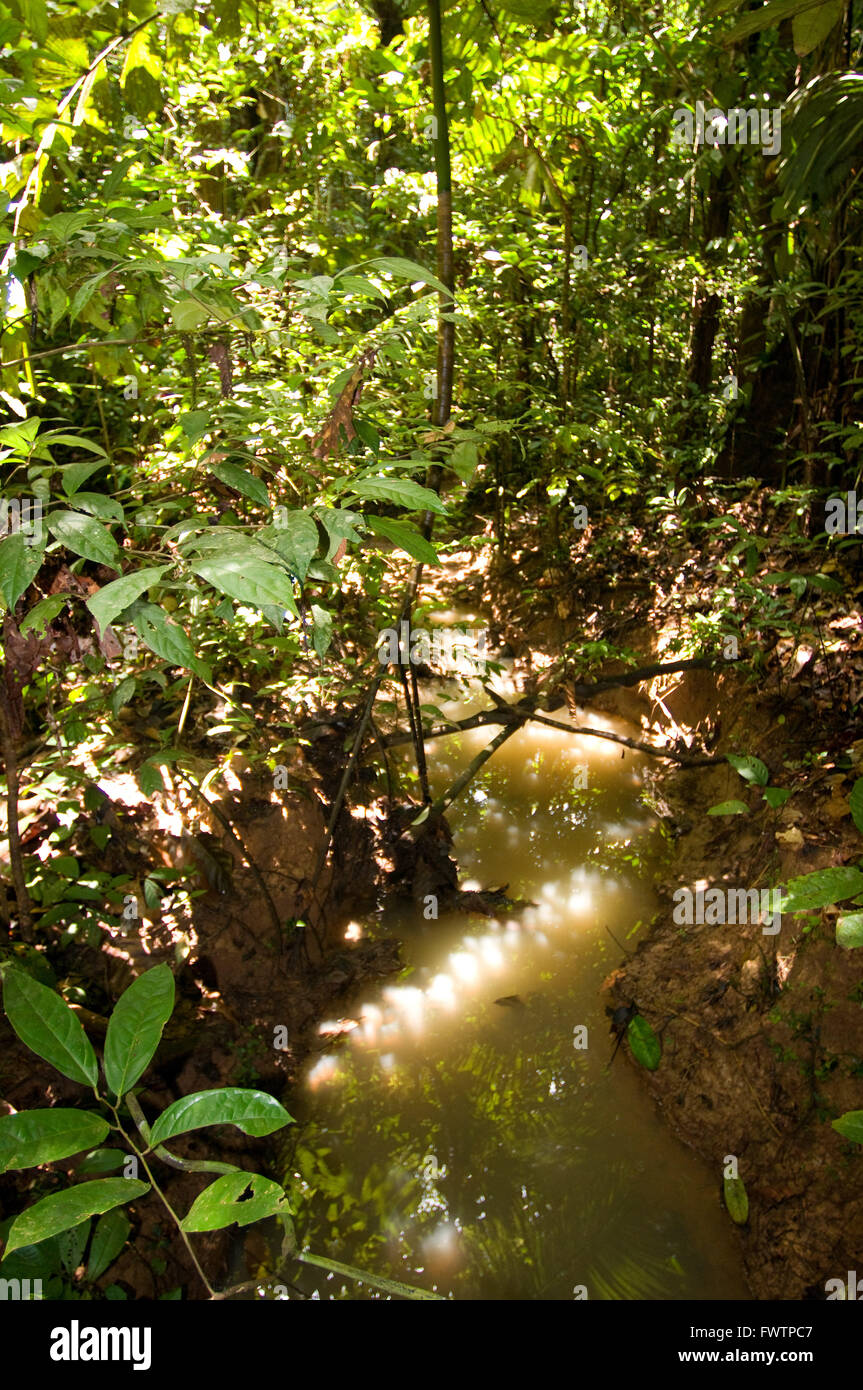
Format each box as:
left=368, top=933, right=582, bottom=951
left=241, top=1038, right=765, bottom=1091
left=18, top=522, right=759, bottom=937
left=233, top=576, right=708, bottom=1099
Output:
left=3, top=1179, right=149, bottom=1256
left=58, top=1219, right=91, bottom=1275
left=171, top=298, right=209, bottom=331
left=782, top=866, right=863, bottom=912
left=130, top=602, right=209, bottom=677
left=346, top=476, right=446, bottom=514
left=103, top=964, right=175, bottom=1099
left=19, top=595, right=66, bottom=635
left=792, top=0, right=843, bottom=55
left=86, top=1208, right=131, bottom=1282
left=0, top=1110, right=109, bottom=1174
left=367, top=255, right=451, bottom=298
left=77, top=1149, right=125, bottom=1176
left=0, top=533, right=44, bottom=610
left=210, top=461, right=270, bottom=509
left=270, top=510, right=320, bottom=582
left=837, top=913, right=863, bottom=949
left=310, top=604, right=333, bottom=659
left=180, top=1172, right=289, bottom=1231
left=86, top=567, right=170, bottom=632
left=707, top=800, right=749, bottom=816
left=849, top=778, right=863, bottom=836
left=48, top=511, right=120, bottom=567
left=626, top=1014, right=661, bottom=1070
left=832, top=1111, right=863, bottom=1144
left=2, top=968, right=99, bottom=1087
left=61, top=459, right=103, bottom=495
left=148, top=1088, right=293, bottom=1147
left=365, top=515, right=440, bottom=565
left=726, top=753, right=769, bottom=786
left=193, top=554, right=299, bottom=613
left=314, top=507, right=363, bottom=561
left=762, top=787, right=792, bottom=809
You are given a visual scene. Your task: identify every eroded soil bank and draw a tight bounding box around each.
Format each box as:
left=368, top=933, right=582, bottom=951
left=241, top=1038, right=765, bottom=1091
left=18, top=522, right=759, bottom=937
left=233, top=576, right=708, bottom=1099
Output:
left=473, top=484, right=863, bottom=1300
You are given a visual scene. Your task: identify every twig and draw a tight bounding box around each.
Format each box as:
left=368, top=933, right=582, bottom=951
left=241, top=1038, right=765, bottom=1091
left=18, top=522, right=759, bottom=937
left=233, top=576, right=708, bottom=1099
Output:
left=382, top=701, right=725, bottom=766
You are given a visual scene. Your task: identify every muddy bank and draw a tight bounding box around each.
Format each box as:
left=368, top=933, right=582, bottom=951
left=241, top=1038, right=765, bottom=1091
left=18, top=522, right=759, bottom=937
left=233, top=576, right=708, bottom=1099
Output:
left=472, top=490, right=863, bottom=1299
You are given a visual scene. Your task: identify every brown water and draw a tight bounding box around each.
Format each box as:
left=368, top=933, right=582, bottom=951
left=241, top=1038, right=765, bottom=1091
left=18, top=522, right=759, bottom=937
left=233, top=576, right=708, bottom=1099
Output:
left=283, top=661, right=749, bottom=1300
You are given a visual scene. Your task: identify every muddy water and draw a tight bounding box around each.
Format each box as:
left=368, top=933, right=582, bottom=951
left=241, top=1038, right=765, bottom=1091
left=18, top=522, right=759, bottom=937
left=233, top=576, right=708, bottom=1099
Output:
left=285, top=659, right=749, bottom=1300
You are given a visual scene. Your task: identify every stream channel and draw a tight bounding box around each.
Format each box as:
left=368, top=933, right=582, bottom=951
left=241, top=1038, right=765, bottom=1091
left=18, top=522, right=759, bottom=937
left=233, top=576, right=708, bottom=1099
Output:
left=283, top=617, right=749, bottom=1300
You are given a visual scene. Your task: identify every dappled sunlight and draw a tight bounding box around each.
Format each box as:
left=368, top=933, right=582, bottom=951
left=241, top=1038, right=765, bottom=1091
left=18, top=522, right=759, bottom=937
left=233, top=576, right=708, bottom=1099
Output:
left=294, top=683, right=747, bottom=1302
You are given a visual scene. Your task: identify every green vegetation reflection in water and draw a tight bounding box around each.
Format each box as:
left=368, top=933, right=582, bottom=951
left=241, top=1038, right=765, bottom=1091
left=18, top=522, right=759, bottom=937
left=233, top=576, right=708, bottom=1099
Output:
left=283, top=682, right=748, bottom=1300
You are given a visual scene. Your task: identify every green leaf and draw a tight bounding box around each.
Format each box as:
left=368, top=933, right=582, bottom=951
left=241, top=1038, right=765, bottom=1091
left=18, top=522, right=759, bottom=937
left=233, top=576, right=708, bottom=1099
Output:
left=832, top=1110, right=863, bottom=1144
left=762, top=787, right=792, bottom=809
left=86, top=567, right=170, bottom=632
left=837, top=913, right=863, bottom=949
left=171, top=299, right=209, bottom=331
left=726, top=753, right=769, bottom=786
left=0, top=1110, right=109, bottom=1174
left=58, top=1218, right=91, bottom=1275
left=86, top=1208, right=131, bottom=1282
left=792, top=0, right=843, bottom=55
left=61, top=459, right=104, bottom=496
left=270, top=510, right=320, bottom=582
left=3, top=1179, right=149, bottom=1257
left=180, top=1172, right=289, bottom=1232
left=450, top=439, right=479, bottom=482
left=310, top=604, right=332, bottom=659
left=849, top=778, right=863, bottom=836
left=366, top=256, right=451, bottom=298
left=2, top=968, right=99, bottom=1087
left=314, top=507, right=363, bottom=561
left=193, top=554, right=299, bottom=614
left=130, top=602, right=210, bottom=677
left=48, top=511, right=120, bottom=568
left=77, top=1148, right=125, bottom=1176
left=19, top=595, right=66, bottom=635
left=725, top=0, right=819, bottom=44
left=626, top=1014, right=661, bottom=1070
left=138, top=762, right=166, bottom=797
left=22, top=0, right=48, bottom=43
left=0, top=533, right=44, bottom=609
left=67, top=493, right=125, bottom=524
left=103, top=964, right=175, bottom=1099
left=345, top=476, right=446, bottom=514
left=707, top=800, right=750, bottom=816
left=148, top=1088, right=293, bottom=1148
left=364, top=515, right=440, bottom=565
left=43, top=433, right=108, bottom=457
left=180, top=412, right=210, bottom=444
left=210, top=462, right=270, bottom=509
left=782, top=866, right=863, bottom=912
left=723, top=1175, right=749, bottom=1225
left=335, top=273, right=386, bottom=300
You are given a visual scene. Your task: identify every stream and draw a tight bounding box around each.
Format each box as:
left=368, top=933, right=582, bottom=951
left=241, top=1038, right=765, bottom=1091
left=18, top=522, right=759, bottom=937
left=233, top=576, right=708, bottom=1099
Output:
left=282, top=627, right=750, bottom=1300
